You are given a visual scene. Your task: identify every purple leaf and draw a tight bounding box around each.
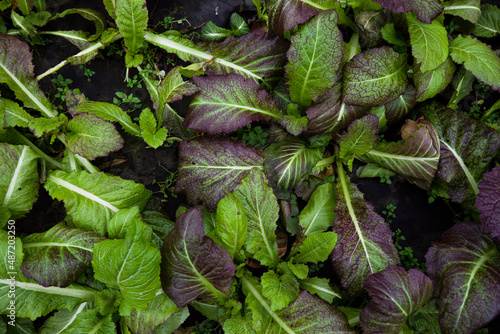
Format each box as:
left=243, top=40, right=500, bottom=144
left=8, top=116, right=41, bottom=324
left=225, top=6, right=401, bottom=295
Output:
left=384, top=85, right=417, bottom=127
left=184, top=74, right=282, bottom=135
left=425, top=222, right=500, bottom=334
left=160, top=207, right=235, bottom=308
left=331, top=165, right=400, bottom=295
left=373, top=0, right=443, bottom=24
left=175, top=136, right=264, bottom=211
left=476, top=167, right=500, bottom=244
left=360, top=265, right=434, bottom=333
left=266, top=0, right=318, bottom=38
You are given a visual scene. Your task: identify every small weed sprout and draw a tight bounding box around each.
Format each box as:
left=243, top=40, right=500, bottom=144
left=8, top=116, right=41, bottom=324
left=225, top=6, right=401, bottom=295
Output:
left=382, top=203, right=397, bottom=224
left=113, top=92, right=142, bottom=110
left=79, top=63, right=95, bottom=82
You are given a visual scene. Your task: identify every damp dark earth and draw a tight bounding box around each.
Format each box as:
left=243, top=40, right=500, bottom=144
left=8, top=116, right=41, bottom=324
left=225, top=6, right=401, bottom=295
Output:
left=0, top=0, right=499, bottom=333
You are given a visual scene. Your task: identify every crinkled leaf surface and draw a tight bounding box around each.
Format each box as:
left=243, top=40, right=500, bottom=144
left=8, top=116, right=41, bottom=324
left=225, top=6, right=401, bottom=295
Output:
left=160, top=207, right=235, bottom=308
left=476, top=167, right=500, bottom=243
left=449, top=35, right=500, bottom=92
left=66, top=113, right=123, bottom=161
left=52, top=308, right=115, bottom=333
left=339, top=114, right=379, bottom=164
left=44, top=170, right=151, bottom=235
left=266, top=0, right=318, bottom=38
left=293, top=232, right=337, bottom=263
left=28, top=114, right=67, bottom=138
left=0, top=230, right=97, bottom=321
left=407, top=13, right=449, bottom=73
left=144, top=31, right=289, bottom=82
left=414, top=57, right=456, bottom=102
left=299, top=182, right=337, bottom=236
left=2, top=98, right=32, bottom=128
left=418, top=103, right=500, bottom=202
left=373, top=0, right=443, bottom=23
left=115, top=0, right=148, bottom=66
left=0, top=33, right=56, bottom=118
left=443, top=0, right=481, bottom=24
left=155, top=66, right=199, bottom=108
left=360, top=119, right=440, bottom=189
left=21, top=223, right=105, bottom=288
left=38, top=302, right=91, bottom=334
left=331, top=164, right=399, bottom=295
left=0, top=144, right=38, bottom=219
left=234, top=169, right=280, bottom=267
left=342, top=46, right=408, bottom=107
left=175, top=136, right=263, bottom=211
left=360, top=265, right=434, bottom=333
left=425, top=222, right=500, bottom=334
left=286, top=10, right=343, bottom=106
left=185, top=74, right=282, bottom=135
left=106, top=206, right=152, bottom=241
left=261, top=269, right=299, bottom=311
left=384, top=85, right=417, bottom=126
left=474, top=4, right=500, bottom=38
left=264, top=138, right=323, bottom=190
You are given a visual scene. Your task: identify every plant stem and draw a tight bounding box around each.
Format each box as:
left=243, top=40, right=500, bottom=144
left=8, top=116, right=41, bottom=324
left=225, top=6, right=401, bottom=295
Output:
left=480, top=99, right=500, bottom=122
left=315, top=156, right=335, bottom=169
left=12, top=129, right=62, bottom=169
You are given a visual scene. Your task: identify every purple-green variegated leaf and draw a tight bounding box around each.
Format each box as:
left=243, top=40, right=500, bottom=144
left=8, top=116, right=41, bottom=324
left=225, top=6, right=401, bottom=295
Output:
left=425, top=222, right=500, bottom=334
left=360, top=265, right=434, bottom=333
left=373, top=0, right=443, bottom=23
left=305, top=84, right=370, bottom=135
left=418, top=103, right=500, bottom=203
left=175, top=136, right=263, bottom=211
left=21, top=223, right=106, bottom=288
left=286, top=10, right=343, bottom=106
left=415, top=57, right=456, bottom=102
left=342, top=46, right=408, bottom=107
left=384, top=85, right=417, bottom=127
left=476, top=167, right=500, bottom=244
left=266, top=0, right=318, bottom=38
left=339, top=114, right=379, bottom=162
left=185, top=74, right=282, bottom=135
left=359, top=119, right=440, bottom=189
left=160, top=207, right=235, bottom=308
left=331, top=165, right=400, bottom=296
left=66, top=113, right=123, bottom=161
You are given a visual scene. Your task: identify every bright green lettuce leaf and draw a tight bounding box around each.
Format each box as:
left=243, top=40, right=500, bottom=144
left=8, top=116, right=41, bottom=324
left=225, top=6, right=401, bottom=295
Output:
left=38, top=302, right=91, bottom=334
left=28, top=114, right=68, bottom=137
left=92, top=223, right=162, bottom=316
left=0, top=230, right=98, bottom=321
left=11, top=10, right=44, bottom=45
left=342, top=46, right=408, bottom=107
left=339, top=114, right=379, bottom=169
left=94, top=289, right=122, bottom=316
left=443, top=0, right=481, bottom=24
left=160, top=207, right=235, bottom=308
left=299, top=182, right=337, bottom=236
left=185, top=73, right=283, bottom=135
left=115, top=0, right=148, bottom=67
left=0, top=144, right=39, bottom=219
left=44, top=170, right=151, bottom=235
left=342, top=33, right=361, bottom=68
left=449, top=35, right=500, bottom=91
left=223, top=312, right=254, bottom=334
left=66, top=113, right=124, bottom=160
left=293, top=232, right=337, bottom=263
left=264, top=138, right=323, bottom=190
left=299, top=277, right=340, bottom=303
left=474, top=4, right=500, bottom=38
left=16, top=0, right=33, bottom=15
left=414, top=57, right=456, bottom=102
left=21, top=223, right=106, bottom=288
left=286, top=10, right=342, bottom=106
left=175, top=136, right=263, bottom=211
left=71, top=101, right=140, bottom=136
left=0, top=34, right=56, bottom=118
left=278, top=114, right=309, bottom=136
left=447, top=66, right=475, bottom=109
left=384, top=85, right=417, bottom=127
left=381, top=23, right=407, bottom=47
left=139, top=108, right=168, bottom=148
left=286, top=261, right=309, bottom=279
left=200, top=21, right=232, bottom=42
left=230, top=13, right=249, bottom=36
left=52, top=309, right=115, bottom=333
left=234, top=169, right=280, bottom=267
left=407, top=13, right=448, bottom=73
left=49, top=8, right=106, bottom=41
left=107, top=206, right=152, bottom=241
left=261, top=268, right=299, bottom=311
left=209, top=191, right=248, bottom=260
left=360, top=119, right=440, bottom=189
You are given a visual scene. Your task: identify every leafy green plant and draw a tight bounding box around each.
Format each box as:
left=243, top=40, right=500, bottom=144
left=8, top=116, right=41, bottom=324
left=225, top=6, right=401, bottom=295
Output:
left=112, top=91, right=142, bottom=110
left=79, top=63, right=95, bottom=82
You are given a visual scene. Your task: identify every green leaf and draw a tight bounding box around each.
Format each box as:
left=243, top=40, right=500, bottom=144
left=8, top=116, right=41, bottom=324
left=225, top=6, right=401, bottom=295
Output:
left=447, top=66, right=475, bottom=109
left=71, top=101, right=140, bottom=136
left=449, top=35, right=500, bottom=91
left=342, top=46, right=408, bottom=107
left=11, top=10, right=44, bottom=45
left=21, top=223, right=106, bottom=288
left=28, top=114, right=68, bottom=137
left=293, top=232, right=337, bottom=263
left=474, top=4, right=500, bottom=38
left=115, top=0, right=148, bottom=67
left=53, top=309, right=116, bottom=333
left=339, top=114, right=379, bottom=164
left=299, top=277, right=340, bottom=303
left=107, top=206, right=152, bottom=241
left=0, top=144, right=39, bottom=219
left=103, top=0, right=116, bottom=19
left=50, top=8, right=106, bottom=41
left=286, top=10, right=343, bottom=106
left=230, top=13, right=250, bottom=36
left=342, top=33, right=361, bottom=68
left=278, top=114, right=309, bottom=136
left=381, top=23, right=407, bottom=46
left=139, top=108, right=168, bottom=148
left=200, top=21, right=233, bottom=42
left=261, top=269, right=299, bottom=311
left=443, top=0, right=481, bottom=24
left=286, top=262, right=309, bottom=279
left=223, top=312, right=254, bottom=334
left=44, top=170, right=151, bottom=235
left=299, top=183, right=337, bottom=236
left=39, top=302, right=91, bottom=334
left=66, top=113, right=124, bottom=160
left=210, top=191, right=248, bottom=259
left=16, top=0, right=34, bottom=15
left=407, top=300, right=440, bottom=334
left=414, top=56, right=456, bottom=102
left=407, top=13, right=448, bottom=73
left=234, top=169, right=280, bottom=267
left=356, top=163, right=396, bottom=179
